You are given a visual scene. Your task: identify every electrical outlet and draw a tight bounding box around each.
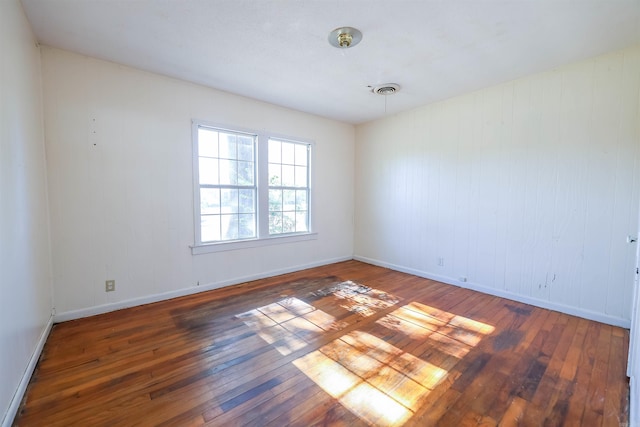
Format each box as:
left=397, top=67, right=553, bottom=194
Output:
left=105, top=280, right=115, bottom=292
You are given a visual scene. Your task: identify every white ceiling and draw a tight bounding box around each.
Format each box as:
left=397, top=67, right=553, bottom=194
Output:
left=20, top=0, right=640, bottom=124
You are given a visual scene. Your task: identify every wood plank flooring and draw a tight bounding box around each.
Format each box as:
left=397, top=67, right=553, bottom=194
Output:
left=13, top=261, right=630, bottom=426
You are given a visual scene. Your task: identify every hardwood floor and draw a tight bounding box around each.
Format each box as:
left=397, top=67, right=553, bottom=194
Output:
left=14, top=261, right=629, bottom=426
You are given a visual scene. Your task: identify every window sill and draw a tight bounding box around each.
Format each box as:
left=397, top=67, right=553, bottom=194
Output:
left=191, top=232, right=318, bottom=255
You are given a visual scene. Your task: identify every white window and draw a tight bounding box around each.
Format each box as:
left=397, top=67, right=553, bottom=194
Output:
left=195, top=126, right=257, bottom=243
left=268, top=138, right=310, bottom=235
left=192, top=121, right=315, bottom=254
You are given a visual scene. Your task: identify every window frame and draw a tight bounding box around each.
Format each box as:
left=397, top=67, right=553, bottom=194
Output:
left=191, top=120, right=316, bottom=255
left=193, top=124, right=258, bottom=244
left=267, top=137, right=311, bottom=236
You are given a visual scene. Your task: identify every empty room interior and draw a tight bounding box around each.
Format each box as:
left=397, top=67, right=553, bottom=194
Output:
left=3, top=0, right=640, bottom=425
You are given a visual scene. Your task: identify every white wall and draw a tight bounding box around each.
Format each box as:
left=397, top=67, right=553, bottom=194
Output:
left=355, top=46, right=640, bottom=327
left=41, top=47, right=355, bottom=318
left=0, top=0, right=53, bottom=424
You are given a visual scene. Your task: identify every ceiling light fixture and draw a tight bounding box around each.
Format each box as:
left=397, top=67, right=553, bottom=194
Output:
left=328, top=27, right=362, bottom=49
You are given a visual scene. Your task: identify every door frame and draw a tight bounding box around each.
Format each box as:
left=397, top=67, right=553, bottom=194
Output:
left=628, top=231, right=640, bottom=425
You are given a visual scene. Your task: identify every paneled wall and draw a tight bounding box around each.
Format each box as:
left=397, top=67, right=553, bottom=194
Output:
left=41, top=47, right=355, bottom=318
left=355, top=46, right=640, bottom=326
left=0, top=0, right=53, bottom=423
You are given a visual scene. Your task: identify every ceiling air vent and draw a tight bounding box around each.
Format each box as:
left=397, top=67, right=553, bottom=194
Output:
left=372, top=83, right=400, bottom=95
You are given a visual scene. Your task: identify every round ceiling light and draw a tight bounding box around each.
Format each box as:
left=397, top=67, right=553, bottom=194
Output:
left=372, top=83, right=400, bottom=95
left=328, top=27, right=362, bottom=49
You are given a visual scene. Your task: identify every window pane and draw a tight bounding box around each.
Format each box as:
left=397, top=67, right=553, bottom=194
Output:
left=219, top=133, right=237, bottom=159
left=239, top=189, right=255, bottom=213
left=281, top=165, right=295, bottom=187
left=221, top=189, right=238, bottom=214
left=295, top=165, right=307, bottom=187
left=296, top=211, right=308, bottom=232
left=201, top=215, right=221, bottom=242
left=237, top=136, right=254, bottom=161
left=269, top=139, right=281, bottom=163
left=281, top=142, right=295, bottom=165
left=219, top=159, right=238, bottom=185
left=199, top=158, right=219, bottom=185
left=200, top=188, right=220, bottom=214
left=283, top=189, right=296, bottom=211
left=295, top=143, right=308, bottom=166
left=269, top=212, right=283, bottom=234
left=269, top=189, right=282, bottom=212
left=198, top=128, right=218, bottom=158
left=238, top=161, right=254, bottom=185
left=296, top=190, right=307, bottom=210
left=283, top=211, right=296, bottom=233
left=238, top=213, right=255, bottom=238
left=221, top=214, right=238, bottom=240
left=269, top=164, right=281, bottom=186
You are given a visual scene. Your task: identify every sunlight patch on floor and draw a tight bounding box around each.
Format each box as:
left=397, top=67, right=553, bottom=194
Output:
left=341, top=382, right=411, bottom=425
left=235, top=281, right=495, bottom=426
left=306, top=280, right=402, bottom=318
left=235, top=298, right=327, bottom=355
left=235, top=282, right=401, bottom=356
left=293, top=305, right=495, bottom=425
left=376, top=302, right=496, bottom=354
left=337, top=331, right=449, bottom=391
left=293, top=344, right=414, bottom=426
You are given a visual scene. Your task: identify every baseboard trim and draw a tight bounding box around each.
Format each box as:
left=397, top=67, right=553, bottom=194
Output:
left=56, top=254, right=632, bottom=328
left=354, top=255, right=631, bottom=329
left=2, top=314, right=54, bottom=427
left=54, top=256, right=353, bottom=323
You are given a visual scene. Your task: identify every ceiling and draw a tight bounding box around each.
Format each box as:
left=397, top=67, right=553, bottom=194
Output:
left=20, top=0, right=640, bottom=125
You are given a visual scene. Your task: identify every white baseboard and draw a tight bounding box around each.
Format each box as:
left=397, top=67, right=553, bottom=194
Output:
left=354, top=255, right=631, bottom=329
left=2, top=314, right=54, bottom=427
left=55, top=256, right=353, bottom=322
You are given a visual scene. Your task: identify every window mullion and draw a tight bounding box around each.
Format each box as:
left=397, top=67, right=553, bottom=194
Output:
left=257, top=133, right=269, bottom=239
